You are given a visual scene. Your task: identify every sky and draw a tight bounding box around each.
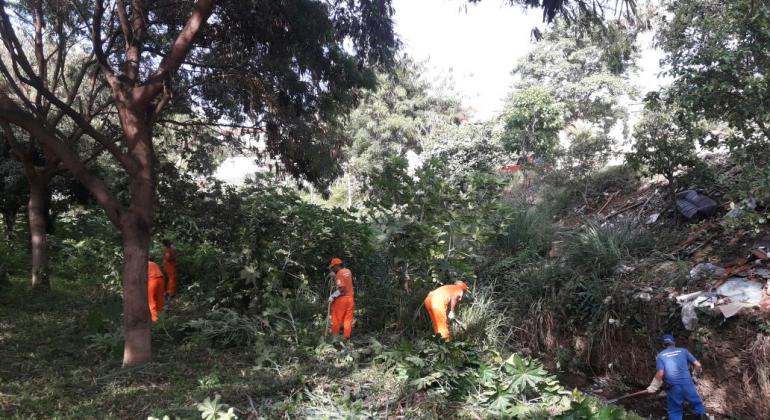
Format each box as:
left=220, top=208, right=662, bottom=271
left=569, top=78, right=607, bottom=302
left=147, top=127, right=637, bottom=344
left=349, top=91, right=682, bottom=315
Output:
left=393, top=0, right=668, bottom=120
left=392, top=0, right=542, bottom=120
left=216, top=0, right=670, bottom=183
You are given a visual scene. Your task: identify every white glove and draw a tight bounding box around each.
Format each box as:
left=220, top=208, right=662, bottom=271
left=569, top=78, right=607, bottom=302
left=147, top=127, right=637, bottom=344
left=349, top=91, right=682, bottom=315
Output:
left=328, top=290, right=341, bottom=302
left=448, top=311, right=456, bottom=321
left=647, top=377, right=663, bottom=394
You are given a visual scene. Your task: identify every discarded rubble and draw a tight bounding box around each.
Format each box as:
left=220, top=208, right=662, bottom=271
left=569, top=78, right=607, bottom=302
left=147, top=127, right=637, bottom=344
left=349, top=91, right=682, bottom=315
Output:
left=689, top=263, right=725, bottom=282
left=675, top=258, right=770, bottom=329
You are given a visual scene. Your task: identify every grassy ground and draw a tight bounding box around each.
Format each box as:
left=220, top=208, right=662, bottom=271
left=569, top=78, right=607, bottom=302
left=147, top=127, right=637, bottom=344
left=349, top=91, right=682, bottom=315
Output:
left=0, top=276, right=457, bottom=419
left=1, top=277, right=290, bottom=418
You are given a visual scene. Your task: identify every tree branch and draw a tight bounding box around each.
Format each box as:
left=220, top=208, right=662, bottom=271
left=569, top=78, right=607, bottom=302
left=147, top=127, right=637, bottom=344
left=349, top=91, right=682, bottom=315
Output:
left=115, top=0, right=133, bottom=48
left=0, top=93, right=123, bottom=226
left=92, top=0, right=118, bottom=88
left=136, top=0, right=216, bottom=104
left=32, top=0, right=46, bottom=111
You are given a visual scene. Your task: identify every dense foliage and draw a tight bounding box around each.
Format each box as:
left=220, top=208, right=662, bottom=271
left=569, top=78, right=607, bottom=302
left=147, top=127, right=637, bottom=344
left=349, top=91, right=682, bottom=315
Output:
left=4, top=0, right=770, bottom=417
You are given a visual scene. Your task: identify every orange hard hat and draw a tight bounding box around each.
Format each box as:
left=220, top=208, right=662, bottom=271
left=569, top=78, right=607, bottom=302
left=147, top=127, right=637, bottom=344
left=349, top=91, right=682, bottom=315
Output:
left=454, top=280, right=468, bottom=290
left=328, top=257, right=343, bottom=269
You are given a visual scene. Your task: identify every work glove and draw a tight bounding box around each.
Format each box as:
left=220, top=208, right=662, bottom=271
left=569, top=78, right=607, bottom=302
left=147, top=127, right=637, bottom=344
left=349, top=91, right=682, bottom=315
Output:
left=448, top=311, right=456, bottom=321
left=692, top=365, right=702, bottom=381
left=328, top=290, right=341, bottom=302
left=647, top=377, right=663, bottom=394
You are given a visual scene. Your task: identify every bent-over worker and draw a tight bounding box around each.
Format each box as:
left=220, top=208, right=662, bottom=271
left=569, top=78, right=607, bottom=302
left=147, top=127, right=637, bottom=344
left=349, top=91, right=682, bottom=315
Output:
left=328, top=257, right=354, bottom=339
left=424, top=281, right=468, bottom=341
left=647, top=334, right=708, bottom=420
left=162, top=239, right=178, bottom=297
left=147, top=257, right=165, bottom=323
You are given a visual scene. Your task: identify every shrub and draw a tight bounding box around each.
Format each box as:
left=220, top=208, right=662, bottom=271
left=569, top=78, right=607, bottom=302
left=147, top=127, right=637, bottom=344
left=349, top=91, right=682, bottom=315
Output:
left=565, top=222, right=652, bottom=278
left=455, top=285, right=506, bottom=350
left=213, top=183, right=374, bottom=311
left=489, top=205, right=554, bottom=261
left=627, top=103, right=706, bottom=201
left=583, top=165, right=640, bottom=197
left=85, top=329, right=124, bottom=358
left=374, top=338, right=575, bottom=417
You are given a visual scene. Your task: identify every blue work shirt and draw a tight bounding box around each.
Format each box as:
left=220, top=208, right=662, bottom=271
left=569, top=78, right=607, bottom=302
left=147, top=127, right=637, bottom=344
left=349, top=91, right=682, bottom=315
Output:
left=656, top=347, right=697, bottom=385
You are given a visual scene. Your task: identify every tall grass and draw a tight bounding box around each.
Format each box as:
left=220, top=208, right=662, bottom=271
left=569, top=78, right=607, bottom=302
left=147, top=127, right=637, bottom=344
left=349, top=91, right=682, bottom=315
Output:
left=490, top=205, right=554, bottom=261
left=455, top=285, right=506, bottom=350
left=565, top=221, right=652, bottom=278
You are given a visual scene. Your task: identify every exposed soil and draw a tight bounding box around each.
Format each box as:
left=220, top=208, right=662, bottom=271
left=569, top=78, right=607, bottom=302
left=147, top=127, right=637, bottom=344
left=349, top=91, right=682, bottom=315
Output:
left=544, top=179, right=770, bottom=419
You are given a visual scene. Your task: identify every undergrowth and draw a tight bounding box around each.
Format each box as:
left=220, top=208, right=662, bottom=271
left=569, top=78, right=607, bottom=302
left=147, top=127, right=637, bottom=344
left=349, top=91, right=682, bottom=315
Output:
left=565, top=221, right=652, bottom=278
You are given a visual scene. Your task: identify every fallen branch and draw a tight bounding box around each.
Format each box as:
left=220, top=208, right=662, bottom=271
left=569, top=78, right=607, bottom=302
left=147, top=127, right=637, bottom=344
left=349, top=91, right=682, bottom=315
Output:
left=603, top=200, right=644, bottom=220
left=636, top=190, right=657, bottom=219
left=597, top=191, right=620, bottom=214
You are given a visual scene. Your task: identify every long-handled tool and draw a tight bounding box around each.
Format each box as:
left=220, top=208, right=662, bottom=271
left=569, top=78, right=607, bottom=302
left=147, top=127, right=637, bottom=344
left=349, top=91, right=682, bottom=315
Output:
left=323, top=272, right=335, bottom=338
left=606, top=389, right=649, bottom=404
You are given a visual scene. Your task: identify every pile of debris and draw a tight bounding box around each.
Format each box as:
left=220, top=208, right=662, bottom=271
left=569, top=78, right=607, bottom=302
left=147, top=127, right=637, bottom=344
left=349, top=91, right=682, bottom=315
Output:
left=674, top=237, right=770, bottom=330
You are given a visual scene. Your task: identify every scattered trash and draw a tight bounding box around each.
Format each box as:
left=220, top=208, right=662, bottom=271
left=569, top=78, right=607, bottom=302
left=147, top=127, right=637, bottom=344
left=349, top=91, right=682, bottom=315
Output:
left=676, top=190, right=718, bottom=221
left=678, top=292, right=717, bottom=331
left=724, top=207, right=745, bottom=219
left=634, top=292, right=652, bottom=301
left=744, top=197, right=758, bottom=210
left=753, top=268, right=770, bottom=280
left=689, top=263, right=725, bottom=281
left=646, top=212, right=660, bottom=224
left=717, top=277, right=765, bottom=308
left=724, top=198, right=758, bottom=220
left=616, top=264, right=634, bottom=274
left=675, top=276, right=767, bottom=328
left=717, top=301, right=744, bottom=318
left=608, top=318, right=620, bottom=327
left=680, top=302, right=699, bottom=331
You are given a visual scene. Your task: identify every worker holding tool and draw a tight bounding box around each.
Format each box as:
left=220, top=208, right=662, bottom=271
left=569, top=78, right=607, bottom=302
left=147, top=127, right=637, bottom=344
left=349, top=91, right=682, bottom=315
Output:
left=147, top=256, right=165, bottom=323
left=647, top=334, right=708, bottom=420
left=327, top=258, right=354, bottom=339
left=424, top=281, right=469, bottom=341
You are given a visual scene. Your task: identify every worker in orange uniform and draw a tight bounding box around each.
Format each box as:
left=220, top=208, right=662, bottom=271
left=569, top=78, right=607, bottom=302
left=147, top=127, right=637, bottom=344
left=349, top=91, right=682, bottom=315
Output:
left=162, top=239, right=178, bottom=298
left=327, top=258, right=355, bottom=339
left=424, top=281, right=469, bottom=341
left=147, top=257, right=165, bottom=323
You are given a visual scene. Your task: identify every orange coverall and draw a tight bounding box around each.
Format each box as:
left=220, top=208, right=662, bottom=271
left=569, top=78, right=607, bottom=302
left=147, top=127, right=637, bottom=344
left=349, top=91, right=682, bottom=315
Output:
left=424, top=284, right=466, bottom=341
left=163, top=246, right=177, bottom=297
left=147, top=261, right=165, bottom=322
left=330, top=268, right=355, bottom=339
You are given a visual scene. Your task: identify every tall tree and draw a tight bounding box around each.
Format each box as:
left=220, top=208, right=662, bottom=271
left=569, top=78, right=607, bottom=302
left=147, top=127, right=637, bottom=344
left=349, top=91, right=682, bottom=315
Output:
left=340, top=59, right=464, bottom=206
left=657, top=0, right=770, bottom=147
left=0, top=124, right=61, bottom=288
left=513, top=20, right=640, bottom=138
left=501, top=86, right=563, bottom=160
left=0, top=0, right=396, bottom=366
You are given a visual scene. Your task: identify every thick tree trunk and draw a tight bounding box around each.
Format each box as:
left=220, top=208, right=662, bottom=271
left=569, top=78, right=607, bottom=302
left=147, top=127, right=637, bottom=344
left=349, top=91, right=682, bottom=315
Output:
left=120, top=216, right=152, bottom=366
left=118, top=107, right=156, bottom=367
left=28, top=177, right=49, bottom=289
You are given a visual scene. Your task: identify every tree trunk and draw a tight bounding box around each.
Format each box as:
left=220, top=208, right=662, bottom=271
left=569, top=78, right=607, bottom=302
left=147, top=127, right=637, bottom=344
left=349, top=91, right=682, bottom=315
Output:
left=28, top=177, right=49, bottom=289
left=120, top=216, right=152, bottom=367
left=118, top=107, right=156, bottom=367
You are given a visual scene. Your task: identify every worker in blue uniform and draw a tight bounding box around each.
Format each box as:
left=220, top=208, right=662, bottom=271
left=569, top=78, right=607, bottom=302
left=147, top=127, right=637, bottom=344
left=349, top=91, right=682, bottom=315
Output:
left=647, top=334, right=709, bottom=420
